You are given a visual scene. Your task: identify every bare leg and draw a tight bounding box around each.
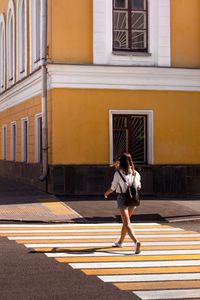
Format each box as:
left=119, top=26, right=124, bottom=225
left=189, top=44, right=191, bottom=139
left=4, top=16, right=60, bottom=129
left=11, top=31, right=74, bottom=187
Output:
left=118, top=207, right=141, bottom=254
left=118, top=207, right=135, bottom=244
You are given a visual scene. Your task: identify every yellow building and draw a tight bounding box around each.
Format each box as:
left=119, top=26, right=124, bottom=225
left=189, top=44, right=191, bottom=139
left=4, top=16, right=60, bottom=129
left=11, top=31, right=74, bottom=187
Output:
left=0, top=0, right=200, bottom=196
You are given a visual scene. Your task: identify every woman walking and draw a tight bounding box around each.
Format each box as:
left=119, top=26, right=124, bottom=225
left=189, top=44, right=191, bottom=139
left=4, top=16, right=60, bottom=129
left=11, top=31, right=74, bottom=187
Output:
left=104, top=153, right=141, bottom=254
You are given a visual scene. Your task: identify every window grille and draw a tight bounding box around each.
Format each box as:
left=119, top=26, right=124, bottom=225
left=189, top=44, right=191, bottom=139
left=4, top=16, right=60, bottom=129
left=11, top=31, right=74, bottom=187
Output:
left=113, top=0, right=148, bottom=52
left=113, top=114, right=147, bottom=163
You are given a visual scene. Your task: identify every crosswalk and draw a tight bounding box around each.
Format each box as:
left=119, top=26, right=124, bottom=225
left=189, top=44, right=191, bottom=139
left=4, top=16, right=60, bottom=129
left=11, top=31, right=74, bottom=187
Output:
left=1, top=222, right=200, bottom=299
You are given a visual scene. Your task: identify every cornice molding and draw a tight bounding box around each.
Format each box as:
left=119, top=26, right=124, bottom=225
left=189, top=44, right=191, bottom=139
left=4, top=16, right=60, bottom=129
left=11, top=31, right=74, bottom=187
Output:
left=48, top=64, right=200, bottom=92
left=0, top=64, right=200, bottom=112
left=0, top=69, right=41, bottom=112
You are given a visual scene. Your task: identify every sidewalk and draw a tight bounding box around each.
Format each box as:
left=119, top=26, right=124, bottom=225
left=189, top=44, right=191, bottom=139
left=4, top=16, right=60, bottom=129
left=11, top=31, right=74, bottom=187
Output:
left=0, top=176, right=200, bottom=223
left=0, top=177, right=83, bottom=223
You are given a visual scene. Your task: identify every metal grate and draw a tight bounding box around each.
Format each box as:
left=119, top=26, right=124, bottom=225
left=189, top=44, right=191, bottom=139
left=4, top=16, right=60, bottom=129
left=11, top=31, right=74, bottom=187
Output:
left=113, top=114, right=147, bottom=163
left=113, top=0, right=148, bottom=52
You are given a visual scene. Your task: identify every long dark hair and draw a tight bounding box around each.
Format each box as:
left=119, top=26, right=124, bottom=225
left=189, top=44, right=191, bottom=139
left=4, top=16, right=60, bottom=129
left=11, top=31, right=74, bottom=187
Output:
left=119, top=153, right=135, bottom=175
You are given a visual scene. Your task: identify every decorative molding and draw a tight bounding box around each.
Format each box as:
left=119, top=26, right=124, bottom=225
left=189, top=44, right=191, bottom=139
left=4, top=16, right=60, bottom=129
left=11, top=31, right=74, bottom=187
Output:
left=93, top=0, right=171, bottom=66
left=48, top=64, right=200, bottom=92
left=109, top=110, right=154, bottom=164
left=0, top=69, right=41, bottom=112
left=0, top=64, right=200, bottom=112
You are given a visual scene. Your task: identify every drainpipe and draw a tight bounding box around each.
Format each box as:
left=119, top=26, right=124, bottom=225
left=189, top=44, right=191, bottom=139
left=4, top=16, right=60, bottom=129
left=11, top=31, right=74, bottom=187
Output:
left=39, top=0, right=48, bottom=182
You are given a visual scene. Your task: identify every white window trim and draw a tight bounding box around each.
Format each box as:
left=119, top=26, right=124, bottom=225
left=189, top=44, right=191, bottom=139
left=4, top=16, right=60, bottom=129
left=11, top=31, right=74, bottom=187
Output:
left=2, top=124, right=7, bottom=160
left=93, top=0, right=171, bottom=66
left=34, top=113, right=42, bottom=163
left=16, top=0, right=28, bottom=80
left=21, top=117, right=28, bottom=162
left=6, top=0, right=15, bottom=87
left=109, top=110, right=154, bottom=164
left=29, top=0, right=42, bottom=73
left=10, top=121, right=17, bottom=161
left=0, top=14, right=6, bottom=92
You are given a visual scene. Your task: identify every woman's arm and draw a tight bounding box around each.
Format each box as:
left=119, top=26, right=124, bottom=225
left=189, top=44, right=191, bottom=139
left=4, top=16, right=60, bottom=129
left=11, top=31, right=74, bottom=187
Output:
left=104, top=188, right=114, bottom=199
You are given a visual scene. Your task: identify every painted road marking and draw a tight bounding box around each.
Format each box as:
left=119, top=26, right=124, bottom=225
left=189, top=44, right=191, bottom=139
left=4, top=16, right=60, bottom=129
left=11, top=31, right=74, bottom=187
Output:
left=45, top=249, right=200, bottom=258
left=0, top=228, right=185, bottom=234
left=98, top=273, right=200, bottom=282
left=82, top=266, right=200, bottom=275
left=8, top=233, right=200, bottom=240
left=70, top=260, right=200, bottom=269
left=33, top=245, right=200, bottom=252
left=0, top=222, right=160, bottom=227
left=2, top=222, right=200, bottom=300
left=24, top=241, right=200, bottom=248
left=114, top=280, right=200, bottom=291
left=134, top=289, right=200, bottom=299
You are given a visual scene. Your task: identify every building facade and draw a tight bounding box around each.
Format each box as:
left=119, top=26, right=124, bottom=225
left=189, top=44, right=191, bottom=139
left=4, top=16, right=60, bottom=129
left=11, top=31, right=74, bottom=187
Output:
left=0, top=0, right=200, bottom=196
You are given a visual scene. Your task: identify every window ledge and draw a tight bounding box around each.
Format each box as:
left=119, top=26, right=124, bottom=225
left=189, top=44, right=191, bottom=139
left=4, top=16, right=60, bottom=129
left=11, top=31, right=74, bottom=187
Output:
left=113, top=51, right=152, bottom=57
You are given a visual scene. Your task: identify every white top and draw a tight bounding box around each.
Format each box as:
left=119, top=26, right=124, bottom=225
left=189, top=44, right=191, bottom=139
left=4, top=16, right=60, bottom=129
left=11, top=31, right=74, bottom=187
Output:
left=111, top=170, right=141, bottom=194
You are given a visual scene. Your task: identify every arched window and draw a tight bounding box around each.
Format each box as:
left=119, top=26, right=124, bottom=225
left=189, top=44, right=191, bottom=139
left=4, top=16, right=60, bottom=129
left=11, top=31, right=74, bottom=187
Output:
left=0, top=14, right=6, bottom=92
left=17, top=0, right=27, bottom=80
left=29, top=0, right=41, bottom=72
left=7, top=0, right=15, bottom=87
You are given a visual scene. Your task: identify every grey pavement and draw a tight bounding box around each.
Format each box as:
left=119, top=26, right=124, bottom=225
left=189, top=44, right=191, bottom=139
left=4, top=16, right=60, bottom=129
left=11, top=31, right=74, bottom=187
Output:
left=0, top=176, right=200, bottom=224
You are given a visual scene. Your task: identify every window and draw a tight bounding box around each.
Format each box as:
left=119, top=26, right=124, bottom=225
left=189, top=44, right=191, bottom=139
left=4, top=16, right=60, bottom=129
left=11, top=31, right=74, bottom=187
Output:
left=113, top=0, right=148, bottom=52
left=0, top=14, right=6, bottom=92
left=93, top=0, right=170, bottom=66
left=35, top=114, right=42, bottom=163
left=110, top=110, right=153, bottom=164
left=11, top=122, right=16, bottom=161
left=29, top=0, right=41, bottom=72
left=21, top=118, right=28, bottom=162
left=7, top=0, right=15, bottom=86
left=2, top=125, right=7, bottom=160
left=17, top=0, right=27, bottom=80
left=113, top=114, right=147, bottom=163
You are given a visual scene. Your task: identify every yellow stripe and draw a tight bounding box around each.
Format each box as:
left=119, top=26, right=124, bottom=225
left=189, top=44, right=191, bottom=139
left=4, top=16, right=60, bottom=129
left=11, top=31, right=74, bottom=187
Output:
left=114, top=280, right=200, bottom=291
left=0, top=225, right=174, bottom=231
left=16, top=236, right=200, bottom=244
left=56, top=254, right=200, bottom=263
left=1, top=230, right=194, bottom=237
left=82, top=266, right=200, bottom=275
left=32, top=245, right=200, bottom=252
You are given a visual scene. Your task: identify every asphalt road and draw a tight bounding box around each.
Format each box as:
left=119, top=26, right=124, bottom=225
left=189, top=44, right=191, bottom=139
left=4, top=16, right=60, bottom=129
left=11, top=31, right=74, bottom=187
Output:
left=1, top=219, right=200, bottom=300
left=0, top=232, right=139, bottom=300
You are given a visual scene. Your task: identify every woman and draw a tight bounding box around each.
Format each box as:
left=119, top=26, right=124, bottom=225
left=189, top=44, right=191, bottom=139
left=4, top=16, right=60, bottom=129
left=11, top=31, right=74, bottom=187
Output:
left=104, top=153, right=141, bottom=254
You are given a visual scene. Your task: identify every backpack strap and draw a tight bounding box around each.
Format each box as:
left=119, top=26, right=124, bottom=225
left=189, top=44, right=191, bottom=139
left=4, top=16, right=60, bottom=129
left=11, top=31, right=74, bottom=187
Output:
left=117, top=170, right=127, bottom=183
left=117, top=170, right=136, bottom=189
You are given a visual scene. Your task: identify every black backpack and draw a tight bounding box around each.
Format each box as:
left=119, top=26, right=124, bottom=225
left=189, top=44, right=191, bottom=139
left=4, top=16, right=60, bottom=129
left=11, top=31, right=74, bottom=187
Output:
left=117, top=170, right=140, bottom=206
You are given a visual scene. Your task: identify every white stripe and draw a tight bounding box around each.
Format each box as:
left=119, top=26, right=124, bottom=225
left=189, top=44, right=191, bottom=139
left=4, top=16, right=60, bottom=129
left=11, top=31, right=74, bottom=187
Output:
left=45, top=249, right=200, bottom=258
left=98, top=273, right=200, bottom=282
left=0, top=223, right=160, bottom=227
left=24, top=241, right=200, bottom=248
left=0, top=228, right=183, bottom=234
left=134, top=289, right=200, bottom=300
left=9, top=233, right=199, bottom=240
left=70, top=260, right=200, bottom=269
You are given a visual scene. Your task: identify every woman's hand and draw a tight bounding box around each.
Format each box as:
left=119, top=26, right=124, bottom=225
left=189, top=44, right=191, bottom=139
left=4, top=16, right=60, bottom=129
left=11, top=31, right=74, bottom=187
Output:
left=104, top=188, right=113, bottom=199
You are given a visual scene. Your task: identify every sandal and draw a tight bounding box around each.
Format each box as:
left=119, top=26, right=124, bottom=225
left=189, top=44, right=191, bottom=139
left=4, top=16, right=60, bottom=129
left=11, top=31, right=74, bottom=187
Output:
left=135, top=241, right=141, bottom=254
